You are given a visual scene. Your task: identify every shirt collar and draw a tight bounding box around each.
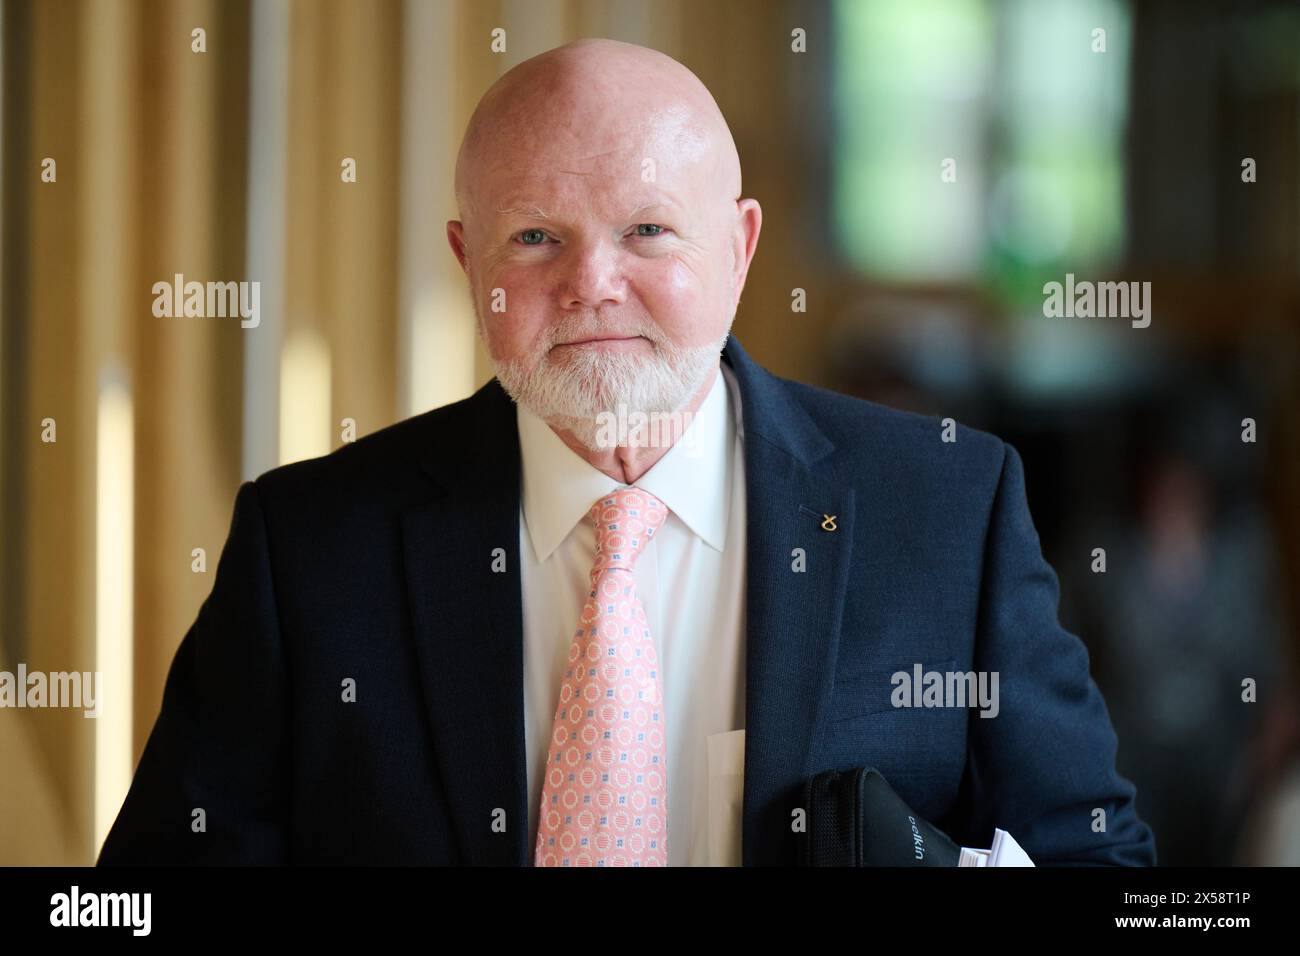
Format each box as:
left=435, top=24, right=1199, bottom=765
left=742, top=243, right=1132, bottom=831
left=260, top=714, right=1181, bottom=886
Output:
left=517, top=363, right=738, bottom=563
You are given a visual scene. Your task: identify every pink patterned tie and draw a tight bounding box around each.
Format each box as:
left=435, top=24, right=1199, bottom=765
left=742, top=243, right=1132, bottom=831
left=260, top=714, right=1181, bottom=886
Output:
left=534, top=487, right=670, bottom=866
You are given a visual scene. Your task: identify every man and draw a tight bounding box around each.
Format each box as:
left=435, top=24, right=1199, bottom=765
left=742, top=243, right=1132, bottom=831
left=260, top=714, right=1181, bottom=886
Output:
left=98, top=39, right=1155, bottom=866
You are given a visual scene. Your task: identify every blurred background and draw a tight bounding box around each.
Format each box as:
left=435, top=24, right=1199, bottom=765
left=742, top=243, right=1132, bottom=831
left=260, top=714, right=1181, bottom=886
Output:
left=2, top=0, right=1298, bottom=866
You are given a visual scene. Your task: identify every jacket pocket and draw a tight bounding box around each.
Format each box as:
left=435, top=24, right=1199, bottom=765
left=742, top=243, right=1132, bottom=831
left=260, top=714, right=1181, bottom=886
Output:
left=829, top=658, right=958, bottom=721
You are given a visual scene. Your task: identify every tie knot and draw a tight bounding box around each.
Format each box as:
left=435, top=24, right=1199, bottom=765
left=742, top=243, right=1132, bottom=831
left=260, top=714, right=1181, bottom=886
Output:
left=588, top=487, right=668, bottom=576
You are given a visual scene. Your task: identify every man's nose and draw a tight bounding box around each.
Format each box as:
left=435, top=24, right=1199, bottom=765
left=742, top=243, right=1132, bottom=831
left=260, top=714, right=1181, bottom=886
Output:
left=559, top=239, right=626, bottom=309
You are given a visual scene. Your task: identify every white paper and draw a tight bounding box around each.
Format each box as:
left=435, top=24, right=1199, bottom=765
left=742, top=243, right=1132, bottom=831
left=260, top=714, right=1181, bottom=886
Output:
left=959, top=828, right=1034, bottom=867
left=988, top=827, right=1035, bottom=866
left=706, top=729, right=745, bottom=866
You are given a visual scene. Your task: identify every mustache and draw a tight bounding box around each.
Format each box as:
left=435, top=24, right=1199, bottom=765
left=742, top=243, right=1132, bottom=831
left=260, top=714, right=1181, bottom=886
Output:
left=542, top=318, right=665, bottom=349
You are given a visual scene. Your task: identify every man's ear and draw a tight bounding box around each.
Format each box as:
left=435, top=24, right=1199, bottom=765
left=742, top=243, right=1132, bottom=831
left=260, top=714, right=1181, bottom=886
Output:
left=446, top=220, right=470, bottom=274
left=729, top=198, right=762, bottom=308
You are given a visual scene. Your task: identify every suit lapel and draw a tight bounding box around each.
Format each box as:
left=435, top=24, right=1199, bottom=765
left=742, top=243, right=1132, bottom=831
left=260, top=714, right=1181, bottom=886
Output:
left=402, top=381, right=529, bottom=865
left=722, top=336, right=857, bottom=866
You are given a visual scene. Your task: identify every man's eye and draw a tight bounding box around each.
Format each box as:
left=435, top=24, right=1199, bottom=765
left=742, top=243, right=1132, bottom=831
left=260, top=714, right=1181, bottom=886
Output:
left=634, top=223, right=665, bottom=237
left=517, top=229, right=548, bottom=245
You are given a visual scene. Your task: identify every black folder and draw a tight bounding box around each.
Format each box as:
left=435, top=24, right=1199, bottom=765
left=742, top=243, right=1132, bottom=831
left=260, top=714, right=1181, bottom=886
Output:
left=798, top=766, right=962, bottom=866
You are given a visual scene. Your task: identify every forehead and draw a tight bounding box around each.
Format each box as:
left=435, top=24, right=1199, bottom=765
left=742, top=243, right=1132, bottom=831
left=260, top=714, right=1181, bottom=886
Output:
left=471, top=104, right=716, bottom=221
left=487, top=170, right=691, bottom=225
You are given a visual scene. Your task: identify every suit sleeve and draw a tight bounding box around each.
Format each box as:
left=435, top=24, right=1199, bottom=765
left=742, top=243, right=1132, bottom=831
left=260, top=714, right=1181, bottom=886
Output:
left=953, top=442, right=1157, bottom=865
left=97, top=480, right=291, bottom=865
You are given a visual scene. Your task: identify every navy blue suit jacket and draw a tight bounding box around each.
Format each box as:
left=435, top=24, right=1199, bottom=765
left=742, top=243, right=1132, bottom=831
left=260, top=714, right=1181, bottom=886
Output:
left=97, top=333, right=1156, bottom=866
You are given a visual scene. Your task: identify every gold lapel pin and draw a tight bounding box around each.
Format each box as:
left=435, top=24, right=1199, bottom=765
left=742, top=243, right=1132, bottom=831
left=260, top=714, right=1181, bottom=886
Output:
left=820, top=514, right=837, bottom=532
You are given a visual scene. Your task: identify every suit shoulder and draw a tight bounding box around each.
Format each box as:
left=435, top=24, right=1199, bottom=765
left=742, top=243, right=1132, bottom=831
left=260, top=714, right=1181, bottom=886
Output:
left=775, top=374, right=1007, bottom=471
left=250, top=389, right=485, bottom=505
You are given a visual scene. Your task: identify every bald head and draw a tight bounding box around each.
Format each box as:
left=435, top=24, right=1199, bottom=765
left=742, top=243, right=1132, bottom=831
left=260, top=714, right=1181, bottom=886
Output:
left=445, top=38, right=762, bottom=469
left=453, top=38, right=742, bottom=227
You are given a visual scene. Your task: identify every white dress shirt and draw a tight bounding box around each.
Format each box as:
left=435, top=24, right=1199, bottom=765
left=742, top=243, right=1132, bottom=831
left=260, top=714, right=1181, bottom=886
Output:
left=518, top=362, right=748, bottom=865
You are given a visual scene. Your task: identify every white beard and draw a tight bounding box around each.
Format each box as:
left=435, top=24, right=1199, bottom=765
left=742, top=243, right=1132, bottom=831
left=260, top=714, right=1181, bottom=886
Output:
left=483, top=316, right=729, bottom=452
